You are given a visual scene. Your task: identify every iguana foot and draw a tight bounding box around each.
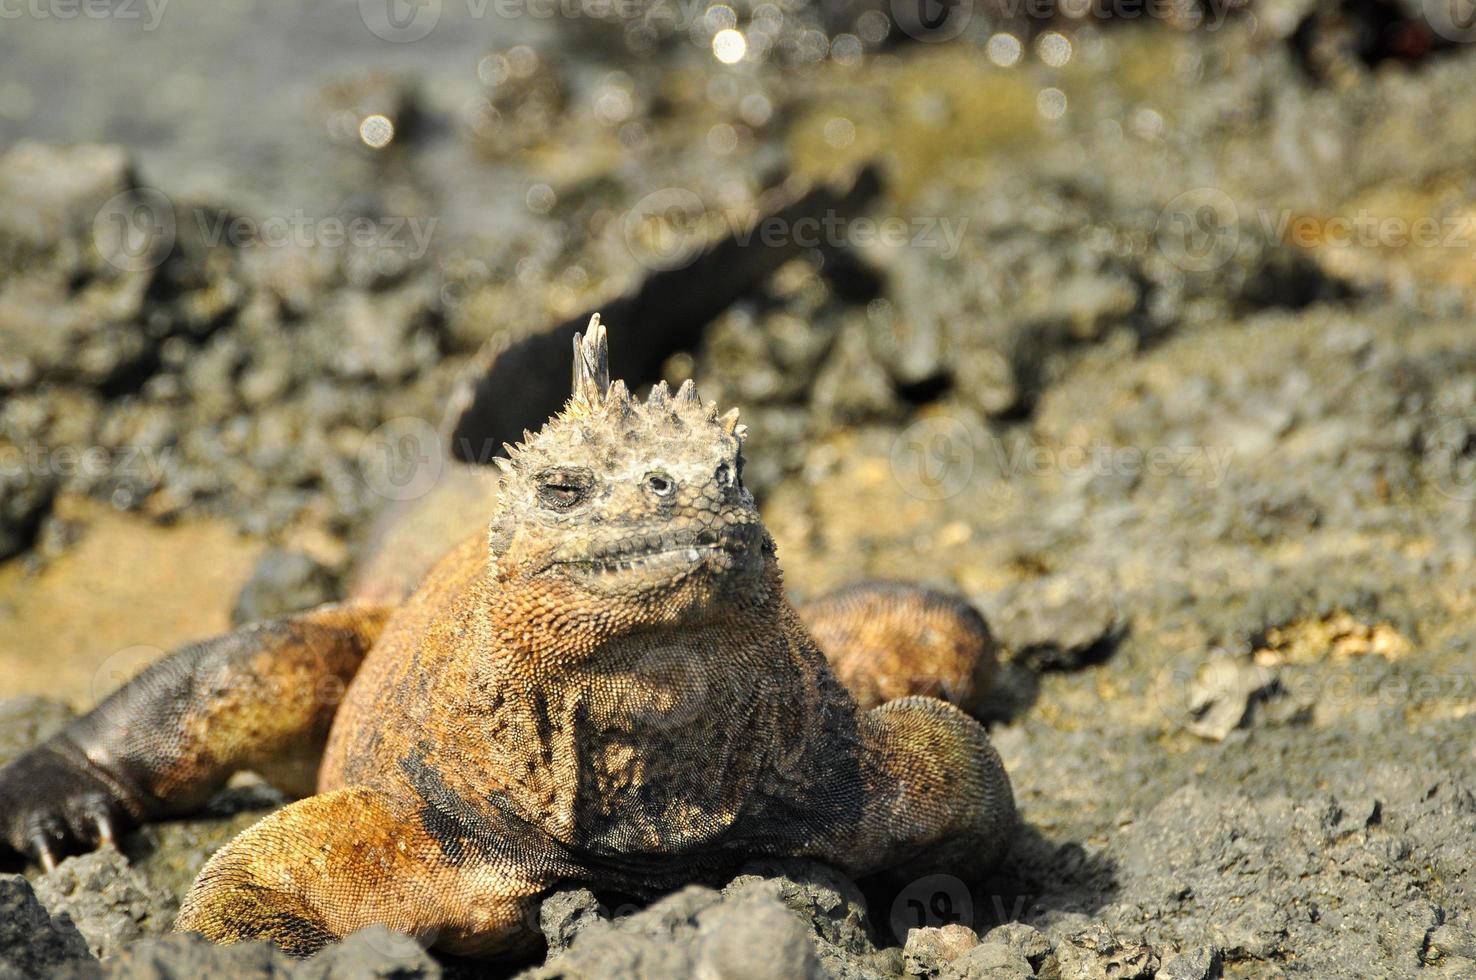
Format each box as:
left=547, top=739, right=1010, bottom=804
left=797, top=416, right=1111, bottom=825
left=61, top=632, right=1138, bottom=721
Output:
left=0, top=737, right=145, bottom=870
left=176, top=786, right=550, bottom=958
left=0, top=603, right=388, bottom=871
left=799, top=582, right=997, bottom=714
left=830, top=696, right=1015, bottom=881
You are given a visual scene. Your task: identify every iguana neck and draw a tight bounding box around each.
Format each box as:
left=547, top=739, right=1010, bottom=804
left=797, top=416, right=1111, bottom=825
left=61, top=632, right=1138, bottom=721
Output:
left=475, top=573, right=803, bottom=853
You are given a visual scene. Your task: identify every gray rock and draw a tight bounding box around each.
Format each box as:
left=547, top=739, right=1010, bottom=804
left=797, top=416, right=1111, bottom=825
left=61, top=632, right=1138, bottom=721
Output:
left=526, top=879, right=831, bottom=980
left=1181, top=656, right=1281, bottom=741
left=1423, top=924, right=1476, bottom=970
left=32, top=845, right=173, bottom=960
left=724, top=859, right=873, bottom=954
left=696, top=895, right=821, bottom=979
left=539, top=888, right=605, bottom=956
left=0, top=141, right=133, bottom=267
left=324, top=285, right=440, bottom=383
left=0, top=875, right=94, bottom=977
left=621, top=885, right=724, bottom=940
left=1110, top=772, right=1471, bottom=975
left=297, top=926, right=440, bottom=979
left=942, top=942, right=1034, bottom=980
left=0, top=464, right=56, bottom=561
left=903, top=924, right=978, bottom=976
left=1054, top=925, right=1157, bottom=980
left=522, top=886, right=720, bottom=980
left=51, top=926, right=438, bottom=979
left=65, top=931, right=290, bottom=979
left=524, top=924, right=687, bottom=980
left=980, top=923, right=1052, bottom=971
left=1156, top=946, right=1221, bottom=980
left=231, top=549, right=340, bottom=626
left=984, top=576, right=1120, bottom=671
left=0, top=696, right=74, bottom=766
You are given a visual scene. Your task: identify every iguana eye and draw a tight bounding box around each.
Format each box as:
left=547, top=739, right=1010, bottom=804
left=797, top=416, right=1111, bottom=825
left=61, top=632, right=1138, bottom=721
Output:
left=537, top=468, right=594, bottom=510
left=715, top=463, right=733, bottom=487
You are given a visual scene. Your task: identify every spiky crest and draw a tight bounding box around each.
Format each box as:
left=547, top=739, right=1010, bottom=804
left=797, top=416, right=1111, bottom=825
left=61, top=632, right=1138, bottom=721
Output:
left=570, top=314, right=610, bottom=410
left=496, top=313, right=745, bottom=478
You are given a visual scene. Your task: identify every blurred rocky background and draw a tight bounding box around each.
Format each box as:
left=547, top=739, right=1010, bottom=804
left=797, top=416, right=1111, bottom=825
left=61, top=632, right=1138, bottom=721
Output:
left=4, top=0, right=1476, bottom=975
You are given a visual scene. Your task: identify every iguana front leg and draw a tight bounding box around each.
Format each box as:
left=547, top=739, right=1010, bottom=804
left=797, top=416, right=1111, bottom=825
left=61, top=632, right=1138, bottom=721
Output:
left=811, top=697, right=1016, bottom=882
left=0, top=602, right=388, bottom=869
left=175, top=785, right=554, bottom=958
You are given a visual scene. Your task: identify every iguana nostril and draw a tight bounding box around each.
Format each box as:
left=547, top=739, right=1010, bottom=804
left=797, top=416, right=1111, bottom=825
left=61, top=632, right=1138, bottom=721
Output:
left=645, top=472, right=674, bottom=497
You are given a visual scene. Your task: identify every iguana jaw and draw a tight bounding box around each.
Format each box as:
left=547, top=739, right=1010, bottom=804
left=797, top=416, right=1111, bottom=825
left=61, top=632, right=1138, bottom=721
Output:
left=545, top=524, right=760, bottom=593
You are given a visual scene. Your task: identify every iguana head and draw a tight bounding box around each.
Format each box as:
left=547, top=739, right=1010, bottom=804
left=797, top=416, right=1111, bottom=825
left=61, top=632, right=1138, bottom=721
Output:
left=487, top=315, right=773, bottom=631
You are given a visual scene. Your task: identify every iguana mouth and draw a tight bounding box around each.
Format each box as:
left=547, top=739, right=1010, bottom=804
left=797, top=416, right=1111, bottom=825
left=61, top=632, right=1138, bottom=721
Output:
left=549, top=527, right=755, bottom=580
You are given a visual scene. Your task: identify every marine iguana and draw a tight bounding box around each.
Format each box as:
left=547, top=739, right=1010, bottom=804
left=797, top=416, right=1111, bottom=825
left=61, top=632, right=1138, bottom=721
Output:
left=0, top=316, right=1014, bottom=958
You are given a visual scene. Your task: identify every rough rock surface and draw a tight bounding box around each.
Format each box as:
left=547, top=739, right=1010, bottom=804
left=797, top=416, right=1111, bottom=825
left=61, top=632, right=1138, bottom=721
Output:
left=230, top=549, right=341, bottom=627
left=521, top=883, right=822, bottom=980
left=5, top=0, right=1476, bottom=976
left=0, top=874, right=94, bottom=977
left=31, top=847, right=173, bottom=960
left=51, top=927, right=439, bottom=979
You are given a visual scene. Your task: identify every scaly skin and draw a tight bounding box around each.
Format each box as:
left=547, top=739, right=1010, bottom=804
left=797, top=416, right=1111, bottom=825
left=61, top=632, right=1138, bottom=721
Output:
left=797, top=582, right=998, bottom=714
left=0, top=316, right=1014, bottom=958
